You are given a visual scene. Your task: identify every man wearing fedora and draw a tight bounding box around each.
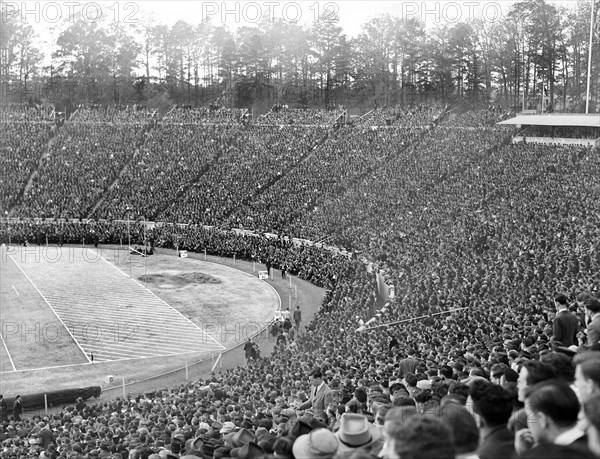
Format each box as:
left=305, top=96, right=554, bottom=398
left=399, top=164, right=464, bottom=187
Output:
left=334, top=412, right=382, bottom=458
left=298, top=368, right=334, bottom=418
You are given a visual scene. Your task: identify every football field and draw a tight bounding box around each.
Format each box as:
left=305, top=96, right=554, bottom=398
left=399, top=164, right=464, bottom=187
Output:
left=0, top=244, right=279, bottom=393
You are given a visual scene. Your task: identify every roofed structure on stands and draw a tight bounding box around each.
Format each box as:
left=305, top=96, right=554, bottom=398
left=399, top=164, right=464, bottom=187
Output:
left=497, top=113, right=600, bottom=147
left=498, top=114, right=600, bottom=128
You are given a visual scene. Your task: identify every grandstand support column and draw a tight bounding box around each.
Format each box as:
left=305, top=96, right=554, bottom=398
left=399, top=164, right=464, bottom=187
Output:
left=586, top=0, right=595, bottom=114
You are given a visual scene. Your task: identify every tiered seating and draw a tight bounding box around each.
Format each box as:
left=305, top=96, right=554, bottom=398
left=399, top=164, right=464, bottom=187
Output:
left=0, top=106, right=54, bottom=213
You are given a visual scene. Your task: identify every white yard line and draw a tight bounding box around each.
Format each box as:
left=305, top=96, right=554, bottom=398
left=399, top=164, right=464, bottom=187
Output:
left=0, top=330, right=17, bottom=372
left=8, top=255, right=92, bottom=363
left=89, top=250, right=226, bottom=350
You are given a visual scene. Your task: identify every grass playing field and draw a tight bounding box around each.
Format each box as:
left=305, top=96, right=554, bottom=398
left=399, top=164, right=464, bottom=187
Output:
left=0, top=244, right=280, bottom=395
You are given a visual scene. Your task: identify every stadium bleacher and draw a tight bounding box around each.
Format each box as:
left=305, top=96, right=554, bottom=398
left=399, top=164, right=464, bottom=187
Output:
left=1, top=105, right=599, bottom=459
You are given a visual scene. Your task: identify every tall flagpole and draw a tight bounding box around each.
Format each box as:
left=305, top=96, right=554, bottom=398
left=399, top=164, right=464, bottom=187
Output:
left=586, top=0, right=595, bottom=114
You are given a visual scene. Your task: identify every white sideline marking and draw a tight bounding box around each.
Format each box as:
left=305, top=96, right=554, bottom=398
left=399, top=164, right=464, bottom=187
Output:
left=0, top=348, right=219, bottom=374
left=88, top=250, right=226, bottom=350
left=12, top=285, right=19, bottom=296
left=8, top=254, right=92, bottom=363
left=0, top=330, right=17, bottom=372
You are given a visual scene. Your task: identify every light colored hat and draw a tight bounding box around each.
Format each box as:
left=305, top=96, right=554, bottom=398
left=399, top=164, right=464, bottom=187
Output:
left=334, top=413, right=381, bottom=452
left=292, top=428, right=338, bottom=459
left=220, top=421, right=236, bottom=434
left=416, top=380, right=432, bottom=390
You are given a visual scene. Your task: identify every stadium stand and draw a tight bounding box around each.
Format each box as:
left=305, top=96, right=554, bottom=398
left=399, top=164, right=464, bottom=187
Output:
left=1, top=105, right=599, bottom=459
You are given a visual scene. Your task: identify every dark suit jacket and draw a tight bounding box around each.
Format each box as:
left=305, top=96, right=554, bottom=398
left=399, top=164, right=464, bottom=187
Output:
left=299, top=383, right=333, bottom=416
left=0, top=399, right=8, bottom=422
left=13, top=400, right=22, bottom=418
left=553, top=310, right=579, bottom=346
left=477, top=425, right=516, bottom=459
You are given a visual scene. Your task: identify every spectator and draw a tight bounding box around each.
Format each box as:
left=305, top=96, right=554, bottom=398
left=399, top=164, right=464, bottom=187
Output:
left=584, top=298, right=600, bottom=349
left=0, top=394, right=7, bottom=423
left=468, top=379, right=516, bottom=459
left=13, top=395, right=22, bottom=421
left=380, top=416, right=455, bottom=459
left=291, top=428, right=338, bottom=459
left=553, top=293, right=579, bottom=346
left=298, top=368, right=333, bottom=418
left=515, top=380, right=591, bottom=457
left=583, top=395, right=600, bottom=457
left=517, top=360, right=557, bottom=402
left=574, top=352, right=600, bottom=401
left=426, top=405, right=479, bottom=459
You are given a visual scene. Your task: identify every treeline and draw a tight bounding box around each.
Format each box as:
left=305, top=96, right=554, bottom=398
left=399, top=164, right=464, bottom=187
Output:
left=1, top=0, right=599, bottom=113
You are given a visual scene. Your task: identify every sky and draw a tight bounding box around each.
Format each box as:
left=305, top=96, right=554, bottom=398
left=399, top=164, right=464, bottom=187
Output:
left=109, top=0, right=582, bottom=34
left=6, top=0, right=584, bottom=40
left=2, top=0, right=585, bottom=64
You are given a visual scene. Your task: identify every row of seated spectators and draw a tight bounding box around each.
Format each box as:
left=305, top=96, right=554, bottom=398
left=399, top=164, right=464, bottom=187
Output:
left=443, top=109, right=502, bottom=128
left=0, top=104, right=54, bottom=122
left=11, top=112, right=150, bottom=218
left=3, top=106, right=345, bottom=222
left=0, top=119, right=54, bottom=213
left=523, top=126, right=599, bottom=139
left=255, top=107, right=345, bottom=126
left=69, top=106, right=155, bottom=124
left=162, top=107, right=246, bottom=124
left=3, top=106, right=436, bottom=222
left=0, top=105, right=56, bottom=212
left=92, top=124, right=242, bottom=220
left=297, top=114, right=513, bottom=247
left=352, top=105, right=445, bottom=128
left=228, top=107, right=445, bottom=235
left=157, top=125, right=329, bottom=226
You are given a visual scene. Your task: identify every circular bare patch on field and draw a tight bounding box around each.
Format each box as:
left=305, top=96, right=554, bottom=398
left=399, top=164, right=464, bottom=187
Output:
left=140, top=272, right=221, bottom=288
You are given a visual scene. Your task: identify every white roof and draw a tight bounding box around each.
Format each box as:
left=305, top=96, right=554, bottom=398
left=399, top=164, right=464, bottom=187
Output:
left=498, top=114, right=600, bottom=128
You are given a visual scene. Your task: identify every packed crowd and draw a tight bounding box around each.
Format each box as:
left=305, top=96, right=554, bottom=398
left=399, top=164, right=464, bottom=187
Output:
left=69, top=106, right=156, bottom=124
left=294, top=121, right=513, bottom=244
left=0, top=104, right=55, bottom=121
left=162, top=107, right=246, bottom=125
left=256, top=107, right=346, bottom=126
left=92, top=123, right=241, bottom=220
left=157, top=124, right=329, bottom=226
left=353, top=106, right=445, bottom=128
left=1, top=105, right=600, bottom=458
left=11, top=108, right=153, bottom=218
left=443, top=110, right=503, bottom=128
left=523, top=126, right=600, bottom=139
left=229, top=106, right=445, bottom=235
left=0, top=108, right=54, bottom=213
